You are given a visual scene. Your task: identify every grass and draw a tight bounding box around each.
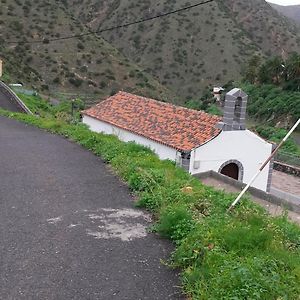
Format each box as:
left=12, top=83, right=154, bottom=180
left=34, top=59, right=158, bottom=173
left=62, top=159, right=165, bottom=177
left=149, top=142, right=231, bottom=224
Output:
left=0, top=107, right=299, bottom=299
left=17, top=93, right=53, bottom=115
left=253, top=125, right=300, bottom=156
left=17, top=93, right=84, bottom=121
left=241, top=83, right=300, bottom=127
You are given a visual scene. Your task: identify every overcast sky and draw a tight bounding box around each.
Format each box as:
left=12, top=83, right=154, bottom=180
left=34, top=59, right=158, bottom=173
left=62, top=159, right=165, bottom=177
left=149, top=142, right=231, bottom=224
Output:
left=268, top=0, right=300, bottom=5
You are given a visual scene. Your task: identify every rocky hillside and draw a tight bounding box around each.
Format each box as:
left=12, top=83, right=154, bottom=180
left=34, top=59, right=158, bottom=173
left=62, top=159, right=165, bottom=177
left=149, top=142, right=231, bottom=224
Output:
left=270, top=3, right=300, bottom=24
left=68, top=0, right=300, bottom=100
left=1, top=0, right=300, bottom=104
left=0, top=0, right=176, bottom=104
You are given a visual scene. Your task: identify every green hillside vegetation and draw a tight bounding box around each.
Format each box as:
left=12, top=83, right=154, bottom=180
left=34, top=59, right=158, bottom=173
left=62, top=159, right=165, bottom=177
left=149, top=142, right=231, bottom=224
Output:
left=0, top=0, right=176, bottom=105
left=254, top=125, right=300, bottom=156
left=0, top=105, right=299, bottom=299
left=67, top=0, right=300, bottom=100
left=244, top=52, right=300, bottom=90
left=240, top=53, right=300, bottom=127
left=17, top=92, right=84, bottom=121
left=241, top=83, right=300, bottom=126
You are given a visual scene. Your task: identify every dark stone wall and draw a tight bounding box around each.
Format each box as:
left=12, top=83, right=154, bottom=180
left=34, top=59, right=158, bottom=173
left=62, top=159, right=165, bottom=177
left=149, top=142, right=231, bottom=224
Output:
left=274, top=162, right=300, bottom=177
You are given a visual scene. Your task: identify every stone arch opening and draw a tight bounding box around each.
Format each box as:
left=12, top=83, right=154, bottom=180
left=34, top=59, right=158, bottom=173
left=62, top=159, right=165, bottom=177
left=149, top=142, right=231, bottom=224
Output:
left=218, top=160, right=244, bottom=181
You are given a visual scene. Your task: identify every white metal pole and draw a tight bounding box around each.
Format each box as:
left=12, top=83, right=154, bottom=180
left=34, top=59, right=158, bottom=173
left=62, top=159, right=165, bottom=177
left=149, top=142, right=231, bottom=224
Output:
left=228, top=118, right=300, bottom=212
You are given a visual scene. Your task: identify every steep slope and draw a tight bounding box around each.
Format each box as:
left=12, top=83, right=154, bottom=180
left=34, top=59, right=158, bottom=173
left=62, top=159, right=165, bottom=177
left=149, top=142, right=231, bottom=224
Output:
left=2, top=0, right=300, bottom=105
left=68, top=0, right=300, bottom=101
left=221, top=0, right=300, bottom=57
left=0, top=0, right=176, bottom=104
left=269, top=3, right=300, bottom=24
left=69, top=0, right=261, bottom=100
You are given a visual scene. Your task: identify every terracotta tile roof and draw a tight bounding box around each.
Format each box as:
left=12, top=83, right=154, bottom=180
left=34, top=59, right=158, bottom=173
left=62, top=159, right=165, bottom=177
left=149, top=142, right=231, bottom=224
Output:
left=82, top=92, right=222, bottom=152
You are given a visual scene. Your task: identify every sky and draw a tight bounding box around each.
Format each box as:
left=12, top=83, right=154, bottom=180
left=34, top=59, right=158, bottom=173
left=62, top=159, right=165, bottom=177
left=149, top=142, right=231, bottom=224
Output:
left=267, top=0, right=300, bottom=5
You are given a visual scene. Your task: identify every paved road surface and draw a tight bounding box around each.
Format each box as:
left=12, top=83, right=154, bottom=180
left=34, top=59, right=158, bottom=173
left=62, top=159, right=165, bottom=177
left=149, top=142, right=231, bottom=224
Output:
left=0, top=116, right=182, bottom=299
left=0, top=87, right=23, bottom=112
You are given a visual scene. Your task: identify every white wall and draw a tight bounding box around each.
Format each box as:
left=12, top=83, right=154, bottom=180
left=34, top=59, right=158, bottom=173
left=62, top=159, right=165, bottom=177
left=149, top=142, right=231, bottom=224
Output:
left=190, top=130, right=273, bottom=191
left=83, top=115, right=178, bottom=161
left=83, top=115, right=272, bottom=191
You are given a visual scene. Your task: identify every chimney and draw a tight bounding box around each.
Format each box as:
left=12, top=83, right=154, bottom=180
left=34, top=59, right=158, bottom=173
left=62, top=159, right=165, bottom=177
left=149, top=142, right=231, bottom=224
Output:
left=217, top=88, right=248, bottom=131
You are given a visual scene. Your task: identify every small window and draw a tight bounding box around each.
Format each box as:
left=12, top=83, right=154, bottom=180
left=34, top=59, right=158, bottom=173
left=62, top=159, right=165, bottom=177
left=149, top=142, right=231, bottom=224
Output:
left=234, top=97, right=242, bottom=121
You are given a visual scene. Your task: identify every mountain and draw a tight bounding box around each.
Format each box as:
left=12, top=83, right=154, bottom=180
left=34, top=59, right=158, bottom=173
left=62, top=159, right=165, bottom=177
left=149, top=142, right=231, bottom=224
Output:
left=1, top=0, right=300, bottom=104
left=0, top=0, right=176, bottom=105
left=269, top=3, right=300, bottom=24
left=67, top=0, right=300, bottom=100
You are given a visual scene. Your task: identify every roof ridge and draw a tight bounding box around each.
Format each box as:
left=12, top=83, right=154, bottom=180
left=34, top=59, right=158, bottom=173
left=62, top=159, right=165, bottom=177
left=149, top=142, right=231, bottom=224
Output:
left=117, top=91, right=221, bottom=121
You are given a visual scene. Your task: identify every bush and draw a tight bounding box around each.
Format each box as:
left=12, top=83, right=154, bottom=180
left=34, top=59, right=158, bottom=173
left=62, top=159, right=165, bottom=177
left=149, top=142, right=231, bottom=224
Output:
left=69, top=77, right=83, bottom=87
left=155, top=204, right=195, bottom=241
left=241, top=83, right=300, bottom=125
left=255, top=125, right=300, bottom=155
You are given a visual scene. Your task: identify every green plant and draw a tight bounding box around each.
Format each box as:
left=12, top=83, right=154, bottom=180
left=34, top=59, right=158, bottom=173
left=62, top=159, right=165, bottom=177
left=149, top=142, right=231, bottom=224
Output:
left=155, top=204, right=195, bottom=242
left=254, top=125, right=300, bottom=156
left=240, top=82, right=300, bottom=127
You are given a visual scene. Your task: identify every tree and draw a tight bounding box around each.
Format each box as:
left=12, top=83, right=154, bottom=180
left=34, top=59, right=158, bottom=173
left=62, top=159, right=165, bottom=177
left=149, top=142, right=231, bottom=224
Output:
left=244, top=55, right=261, bottom=84
left=264, top=56, right=284, bottom=85
left=286, top=52, right=300, bottom=80
left=258, top=63, right=271, bottom=84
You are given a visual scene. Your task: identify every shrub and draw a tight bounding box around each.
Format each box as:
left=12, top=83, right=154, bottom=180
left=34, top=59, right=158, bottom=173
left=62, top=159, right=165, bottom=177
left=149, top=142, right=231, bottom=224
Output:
left=241, top=83, right=300, bottom=125
left=155, top=204, right=195, bottom=242
left=77, top=42, right=85, bottom=50
left=69, top=77, right=83, bottom=87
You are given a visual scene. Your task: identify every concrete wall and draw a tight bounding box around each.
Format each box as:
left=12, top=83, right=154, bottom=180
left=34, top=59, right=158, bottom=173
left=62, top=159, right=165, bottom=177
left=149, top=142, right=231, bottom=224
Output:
left=82, top=115, right=178, bottom=161
left=190, top=130, right=273, bottom=191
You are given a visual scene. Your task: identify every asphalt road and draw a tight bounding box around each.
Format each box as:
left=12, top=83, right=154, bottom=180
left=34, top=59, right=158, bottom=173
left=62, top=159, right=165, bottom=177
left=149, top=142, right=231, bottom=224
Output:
left=0, top=87, right=23, bottom=112
left=0, top=116, right=182, bottom=300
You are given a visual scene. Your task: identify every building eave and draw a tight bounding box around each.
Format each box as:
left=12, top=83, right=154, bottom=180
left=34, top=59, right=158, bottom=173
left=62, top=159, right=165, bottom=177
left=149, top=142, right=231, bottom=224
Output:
left=82, top=112, right=192, bottom=152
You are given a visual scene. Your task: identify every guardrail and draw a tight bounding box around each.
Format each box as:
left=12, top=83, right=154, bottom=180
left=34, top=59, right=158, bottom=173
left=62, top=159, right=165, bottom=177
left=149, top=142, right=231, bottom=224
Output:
left=0, top=81, right=33, bottom=115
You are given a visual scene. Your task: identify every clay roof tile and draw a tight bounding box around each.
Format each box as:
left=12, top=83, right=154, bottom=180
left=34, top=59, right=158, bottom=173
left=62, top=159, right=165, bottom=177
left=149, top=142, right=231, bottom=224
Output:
left=82, top=91, right=222, bottom=152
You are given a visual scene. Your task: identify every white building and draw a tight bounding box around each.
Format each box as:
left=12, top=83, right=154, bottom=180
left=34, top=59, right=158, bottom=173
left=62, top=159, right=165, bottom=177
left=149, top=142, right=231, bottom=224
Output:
left=82, top=89, right=273, bottom=192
